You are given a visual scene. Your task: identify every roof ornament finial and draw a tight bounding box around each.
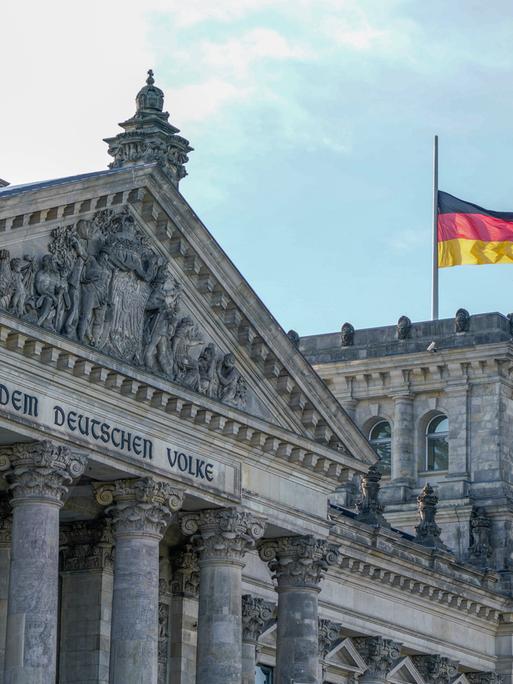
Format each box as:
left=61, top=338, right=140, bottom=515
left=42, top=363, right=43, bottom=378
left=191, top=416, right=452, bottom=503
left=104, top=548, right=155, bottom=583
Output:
left=104, top=69, right=193, bottom=187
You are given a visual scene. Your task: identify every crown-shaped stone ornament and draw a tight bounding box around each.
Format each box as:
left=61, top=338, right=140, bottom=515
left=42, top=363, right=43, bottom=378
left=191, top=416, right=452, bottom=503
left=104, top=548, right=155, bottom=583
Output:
left=355, top=464, right=390, bottom=528
left=104, top=69, right=193, bottom=187
left=414, top=484, right=450, bottom=551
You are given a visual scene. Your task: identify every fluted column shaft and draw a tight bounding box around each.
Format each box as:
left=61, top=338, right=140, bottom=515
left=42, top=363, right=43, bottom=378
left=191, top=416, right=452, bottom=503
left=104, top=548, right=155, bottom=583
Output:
left=259, top=536, right=339, bottom=684
left=95, top=477, right=183, bottom=684
left=1, top=440, right=86, bottom=684
left=181, top=509, right=265, bottom=684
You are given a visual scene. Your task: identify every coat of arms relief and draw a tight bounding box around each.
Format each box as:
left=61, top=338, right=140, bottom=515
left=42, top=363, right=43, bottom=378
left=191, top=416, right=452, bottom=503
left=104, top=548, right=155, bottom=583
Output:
left=0, top=207, right=247, bottom=409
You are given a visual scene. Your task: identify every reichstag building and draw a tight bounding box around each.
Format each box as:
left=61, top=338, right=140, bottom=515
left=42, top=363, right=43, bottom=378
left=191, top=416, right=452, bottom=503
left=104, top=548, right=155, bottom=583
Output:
left=0, top=71, right=509, bottom=684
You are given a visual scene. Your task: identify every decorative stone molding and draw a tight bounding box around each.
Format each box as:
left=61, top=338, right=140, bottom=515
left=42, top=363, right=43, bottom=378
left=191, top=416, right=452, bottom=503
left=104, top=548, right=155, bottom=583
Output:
left=181, top=508, right=265, bottom=564
left=355, top=465, right=390, bottom=528
left=318, top=618, right=342, bottom=658
left=0, top=440, right=87, bottom=505
left=241, top=595, right=275, bottom=644
left=354, top=636, right=401, bottom=677
left=411, top=654, right=459, bottom=684
left=414, top=484, right=449, bottom=551
left=466, top=673, right=503, bottom=684
left=60, top=518, right=114, bottom=572
left=158, top=599, right=170, bottom=684
left=258, top=535, right=340, bottom=589
left=95, top=477, right=183, bottom=539
left=0, top=497, right=12, bottom=546
left=170, top=542, right=200, bottom=598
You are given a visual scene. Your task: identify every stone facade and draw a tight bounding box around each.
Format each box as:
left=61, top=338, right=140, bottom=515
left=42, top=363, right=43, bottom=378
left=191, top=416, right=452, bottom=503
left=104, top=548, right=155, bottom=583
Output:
left=0, top=72, right=509, bottom=684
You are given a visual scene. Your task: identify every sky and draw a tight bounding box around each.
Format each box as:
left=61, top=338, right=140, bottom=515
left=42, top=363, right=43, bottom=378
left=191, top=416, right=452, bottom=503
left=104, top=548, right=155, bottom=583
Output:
left=2, top=1, right=513, bottom=336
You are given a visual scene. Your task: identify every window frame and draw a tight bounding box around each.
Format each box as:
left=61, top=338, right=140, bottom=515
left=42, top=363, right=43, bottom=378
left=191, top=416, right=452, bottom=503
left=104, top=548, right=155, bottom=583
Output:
left=368, top=419, right=392, bottom=477
left=424, top=414, right=449, bottom=472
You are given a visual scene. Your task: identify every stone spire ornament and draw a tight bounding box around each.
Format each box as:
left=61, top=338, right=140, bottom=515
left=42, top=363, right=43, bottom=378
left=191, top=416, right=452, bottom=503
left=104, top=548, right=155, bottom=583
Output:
left=104, top=69, right=193, bottom=186
left=355, top=465, right=390, bottom=528
left=414, top=484, right=449, bottom=551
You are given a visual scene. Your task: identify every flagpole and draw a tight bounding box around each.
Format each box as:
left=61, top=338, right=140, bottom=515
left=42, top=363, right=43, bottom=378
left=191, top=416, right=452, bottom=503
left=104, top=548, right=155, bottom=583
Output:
left=431, top=134, right=439, bottom=320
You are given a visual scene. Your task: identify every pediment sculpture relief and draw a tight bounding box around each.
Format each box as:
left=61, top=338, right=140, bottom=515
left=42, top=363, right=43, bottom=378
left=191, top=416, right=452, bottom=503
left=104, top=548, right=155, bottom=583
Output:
left=0, top=207, right=247, bottom=409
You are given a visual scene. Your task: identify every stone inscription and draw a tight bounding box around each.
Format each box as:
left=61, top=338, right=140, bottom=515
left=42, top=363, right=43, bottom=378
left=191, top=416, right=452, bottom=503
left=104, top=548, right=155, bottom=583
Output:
left=0, top=379, right=238, bottom=496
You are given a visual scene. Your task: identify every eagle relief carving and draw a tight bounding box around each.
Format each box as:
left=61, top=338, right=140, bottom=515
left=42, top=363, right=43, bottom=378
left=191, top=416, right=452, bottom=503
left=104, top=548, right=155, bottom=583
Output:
left=0, top=207, right=247, bottom=409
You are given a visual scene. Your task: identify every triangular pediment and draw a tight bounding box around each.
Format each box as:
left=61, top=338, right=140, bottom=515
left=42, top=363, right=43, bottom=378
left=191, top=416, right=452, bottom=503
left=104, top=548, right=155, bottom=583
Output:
left=388, top=657, right=426, bottom=684
left=326, top=637, right=367, bottom=674
left=0, top=165, right=376, bottom=470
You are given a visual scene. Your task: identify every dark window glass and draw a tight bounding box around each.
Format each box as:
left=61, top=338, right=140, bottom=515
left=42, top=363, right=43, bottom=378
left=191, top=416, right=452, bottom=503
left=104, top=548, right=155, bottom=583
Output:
left=369, top=420, right=391, bottom=476
left=256, top=665, right=273, bottom=684
left=426, top=415, right=449, bottom=471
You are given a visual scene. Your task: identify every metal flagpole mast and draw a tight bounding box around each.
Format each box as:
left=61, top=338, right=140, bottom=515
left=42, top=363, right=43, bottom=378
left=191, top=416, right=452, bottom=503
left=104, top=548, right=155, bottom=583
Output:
left=431, top=134, right=439, bottom=320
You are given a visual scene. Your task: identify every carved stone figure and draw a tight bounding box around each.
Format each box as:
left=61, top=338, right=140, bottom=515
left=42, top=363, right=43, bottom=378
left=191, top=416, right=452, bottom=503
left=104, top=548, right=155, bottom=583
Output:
left=355, top=465, right=390, bottom=528
left=143, top=271, right=180, bottom=375
left=414, top=484, right=449, bottom=551
left=396, top=315, right=411, bottom=340
left=35, top=254, right=69, bottom=331
left=455, top=307, right=470, bottom=333
left=341, top=322, right=355, bottom=347
left=469, top=507, right=493, bottom=567
left=0, top=206, right=249, bottom=410
left=287, top=329, right=300, bottom=348
left=198, top=343, right=216, bottom=396
left=217, top=353, right=239, bottom=403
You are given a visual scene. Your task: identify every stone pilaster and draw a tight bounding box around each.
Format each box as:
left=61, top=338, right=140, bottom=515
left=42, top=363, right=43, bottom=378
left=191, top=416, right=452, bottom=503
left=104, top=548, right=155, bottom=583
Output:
left=169, top=544, right=199, bottom=684
left=318, top=619, right=342, bottom=681
left=0, top=440, right=86, bottom=684
left=158, top=568, right=171, bottom=684
left=181, top=508, right=266, bottom=684
left=95, top=477, right=183, bottom=684
left=259, top=535, right=340, bottom=684
left=241, top=595, right=275, bottom=684
left=59, top=519, right=114, bottom=684
left=391, top=393, right=415, bottom=498
left=354, top=636, right=401, bottom=683
left=411, top=654, right=459, bottom=684
left=0, top=499, right=11, bottom=684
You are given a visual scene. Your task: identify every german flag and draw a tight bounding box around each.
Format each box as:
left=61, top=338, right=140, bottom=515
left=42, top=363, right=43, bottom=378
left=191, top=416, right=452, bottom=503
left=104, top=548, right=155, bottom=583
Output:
left=438, top=191, right=513, bottom=267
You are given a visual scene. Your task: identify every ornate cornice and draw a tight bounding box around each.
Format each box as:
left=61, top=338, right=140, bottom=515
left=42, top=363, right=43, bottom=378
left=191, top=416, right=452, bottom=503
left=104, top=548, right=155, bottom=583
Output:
left=241, top=594, right=275, bottom=644
left=318, top=619, right=342, bottom=659
left=60, top=518, right=114, bottom=572
left=411, top=654, right=459, bottom=684
left=170, top=543, right=200, bottom=598
left=0, top=440, right=86, bottom=505
left=95, top=477, right=183, bottom=540
left=258, top=535, right=339, bottom=590
left=354, top=636, right=401, bottom=676
left=181, top=508, right=265, bottom=565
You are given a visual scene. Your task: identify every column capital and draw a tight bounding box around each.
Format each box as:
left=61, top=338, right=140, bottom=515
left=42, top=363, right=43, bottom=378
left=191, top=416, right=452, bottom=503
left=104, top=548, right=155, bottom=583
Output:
left=354, top=636, right=401, bottom=678
left=170, top=542, right=200, bottom=598
left=60, top=519, right=114, bottom=572
left=258, top=535, right=339, bottom=590
left=0, top=440, right=87, bottom=506
left=411, top=654, right=459, bottom=684
left=181, top=508, right=266, bottom=565
left=318, top=618, right=342, bottom=659
left=242, top=594, right=275, bottom=644
left=95, top=477, right=184, bottom=540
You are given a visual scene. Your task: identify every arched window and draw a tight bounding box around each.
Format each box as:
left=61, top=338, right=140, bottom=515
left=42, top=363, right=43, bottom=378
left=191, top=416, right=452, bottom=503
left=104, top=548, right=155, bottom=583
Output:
left=369, top=420, right=391, bottom=476
left=425, top=415, right=449, bottom=471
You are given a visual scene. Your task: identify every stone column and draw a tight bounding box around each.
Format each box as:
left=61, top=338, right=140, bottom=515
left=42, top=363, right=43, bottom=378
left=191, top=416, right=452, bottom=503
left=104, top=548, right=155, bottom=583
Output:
left=354, top=636, right=401, bottom=683
left=1, top=440, right=87, bottom=684
left=259, top=535, right=340, bottom=684
left=169, top=544, right=200, bottom=684
left=59, top=519, right=114, bottom=684
left=0, top=500, right=12, bottom=683
left=391, top=393, right=415, bottom=494
left=411, top=654, right=459, bottom=684
left=158, top=564, right=171, bottom=684
left=242, top=595, right=275, bottom=684
left=181, top=509, right=266, bottom=684
left=95, top=477, right=183, bottom=684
